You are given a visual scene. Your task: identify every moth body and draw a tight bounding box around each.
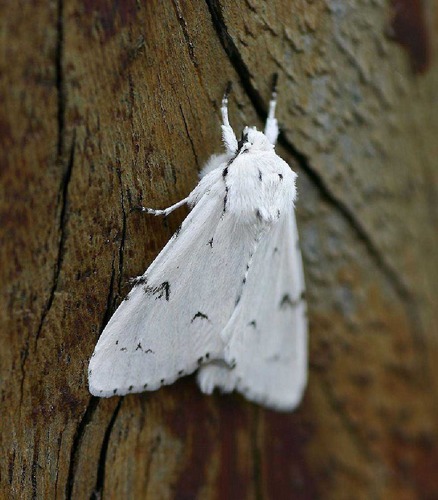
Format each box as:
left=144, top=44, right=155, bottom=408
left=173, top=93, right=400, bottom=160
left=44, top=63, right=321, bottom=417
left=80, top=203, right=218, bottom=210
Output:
left=89, top=81, right=307, bottom=411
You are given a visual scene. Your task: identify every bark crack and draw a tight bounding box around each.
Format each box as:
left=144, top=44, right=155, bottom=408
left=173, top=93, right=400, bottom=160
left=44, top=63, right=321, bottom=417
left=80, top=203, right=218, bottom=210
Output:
left=91, top=398, right=123, bottom=499
left=205, top=0, right=427, bottom=362
left=179, top=104, right=200, bottom=168
left=171, top=0, right=199, bottom=68
left=65, top=255, right=118, bottom=497
left=65, top=397, right=99, bottom=499
left=35, top=0, right=74, bottom=346
left=35, top=131, right=76, bottom=346
left=20, top=0, right=75, bottom=405
left=206, top=0, right=254, bottom=99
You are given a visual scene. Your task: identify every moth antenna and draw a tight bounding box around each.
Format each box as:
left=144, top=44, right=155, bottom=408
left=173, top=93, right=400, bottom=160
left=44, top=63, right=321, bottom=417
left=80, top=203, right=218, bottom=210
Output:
left=221, top=81, right=238, bottom=154
left=224, top=81, right=233, bottom=99
left=271, top=73, right=278, bottom=96
left=264, top=74, right=279, bottom=146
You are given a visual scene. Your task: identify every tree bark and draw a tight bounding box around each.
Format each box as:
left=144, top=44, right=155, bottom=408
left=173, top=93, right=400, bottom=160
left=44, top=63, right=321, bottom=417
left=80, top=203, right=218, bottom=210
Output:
left=1, top=1, right=437, bottom=498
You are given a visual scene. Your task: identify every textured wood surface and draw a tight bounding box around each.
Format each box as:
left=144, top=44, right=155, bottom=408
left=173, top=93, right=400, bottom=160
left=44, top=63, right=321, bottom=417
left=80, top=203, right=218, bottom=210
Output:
left=1, top=1, right=437, bottom=498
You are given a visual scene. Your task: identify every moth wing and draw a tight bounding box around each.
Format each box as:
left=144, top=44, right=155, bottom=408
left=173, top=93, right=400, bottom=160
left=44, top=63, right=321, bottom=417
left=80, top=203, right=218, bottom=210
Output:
left=197, top=210, right=307, bottom=411
left=89, top=185, right=260, bottom=397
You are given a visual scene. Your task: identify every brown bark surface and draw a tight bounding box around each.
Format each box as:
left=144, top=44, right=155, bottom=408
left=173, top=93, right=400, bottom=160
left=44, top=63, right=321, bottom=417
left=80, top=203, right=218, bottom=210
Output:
left=1, top=1, right=437, bottom=498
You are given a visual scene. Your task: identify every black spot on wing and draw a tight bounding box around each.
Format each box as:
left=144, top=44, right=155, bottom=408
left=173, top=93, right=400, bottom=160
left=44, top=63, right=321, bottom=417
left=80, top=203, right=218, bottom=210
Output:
left=208, top=237, right=213, bottom=248
left=131, top=276, right=148, bottom=286
left=224, top=81, right=232, bottom=98
left=278, top=173, right=283, bottom=181
left=280, top=293, right=305, bottom=309
left=222, top=166, right=229, bottom=179
left=223, top=186, right=229, bottom=213
left=191, top=311, right=209, bottom=323
left=144, top=281, right=170, bottom=301
left=280, top=294, right=296, bottom=309
left=258, top=169, right=263, bottom=181
left=134, top=342, right=155, bottom=354
left=255, top=209, right=262, bottom=220
left=248, top=320, right=257, bottom=328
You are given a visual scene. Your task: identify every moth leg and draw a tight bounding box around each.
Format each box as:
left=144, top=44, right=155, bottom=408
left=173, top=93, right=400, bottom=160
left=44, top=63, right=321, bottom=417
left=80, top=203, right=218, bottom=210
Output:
left=264, top=74, right=279, bottom=146
left=221, top=82, right=238, bottom=155
left=141, top=196, right=189, bottom=216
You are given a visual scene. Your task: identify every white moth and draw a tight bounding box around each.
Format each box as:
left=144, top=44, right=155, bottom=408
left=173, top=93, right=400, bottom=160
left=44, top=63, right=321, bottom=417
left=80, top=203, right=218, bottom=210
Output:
left=89, top=80, right=307, bottom=411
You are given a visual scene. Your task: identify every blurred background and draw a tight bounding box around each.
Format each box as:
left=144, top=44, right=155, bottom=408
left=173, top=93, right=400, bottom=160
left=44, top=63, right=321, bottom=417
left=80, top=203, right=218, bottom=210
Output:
left=1, top=1, right=437, bottom=498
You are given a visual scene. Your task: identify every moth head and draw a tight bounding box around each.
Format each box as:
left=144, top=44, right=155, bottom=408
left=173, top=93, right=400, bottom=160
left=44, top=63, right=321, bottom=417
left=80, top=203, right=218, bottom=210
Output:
left=237, top=127, right=274, bottom=154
